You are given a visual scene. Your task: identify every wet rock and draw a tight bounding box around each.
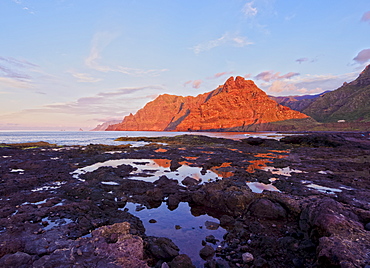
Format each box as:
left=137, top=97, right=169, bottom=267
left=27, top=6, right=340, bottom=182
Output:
left=0, top=251, right=32, bottom=268
left=248, top=198, right=287, bottom=220
left=170, top=160, right=182, bottom=171
left=146, top=236, right=180, bottom=261
left=205, top=235, right=218, bottom=244
left=167, top=194, right=180, bottom=210
left=242, top=252, right=254, bottom=263
left=219, top=215, right=235, bottom=227
left=253, top=257, right=269, bottom=268
left=182, top=176, right=199, bottom=187
left=205, top=220, right=219, bottom=230
left=168, top=254, right=195, bottom=268
left=204, top=259, right=230, bottom=268
left=146, top=188, right=164, bottom=202
left=199, top=245, right=215, bottom=260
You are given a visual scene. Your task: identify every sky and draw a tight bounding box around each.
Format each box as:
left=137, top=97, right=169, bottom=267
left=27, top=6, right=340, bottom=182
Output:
left=0, top=0, right=370, bottom=131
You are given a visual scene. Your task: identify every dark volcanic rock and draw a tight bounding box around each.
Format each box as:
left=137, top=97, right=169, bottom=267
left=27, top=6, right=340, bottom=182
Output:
left=199, top=245, right=215, bottom=260
left=145, top=236, right=180, bottom=261
left=248, top=198, right=287, bottom=220
left=168, top=254, right=196, bottom=268
left=182, top=176, right=200, bottom=186
left=300, top=198, right=370, bottom=267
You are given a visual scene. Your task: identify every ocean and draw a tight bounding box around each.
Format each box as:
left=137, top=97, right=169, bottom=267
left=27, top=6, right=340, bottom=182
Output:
left=0, top=131, right=284, bottom=146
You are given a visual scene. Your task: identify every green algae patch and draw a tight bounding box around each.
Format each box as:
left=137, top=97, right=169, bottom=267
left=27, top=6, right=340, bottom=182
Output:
left=115, top=134, right=233, bottom=146
left=4, top=141, right=57, bottom=149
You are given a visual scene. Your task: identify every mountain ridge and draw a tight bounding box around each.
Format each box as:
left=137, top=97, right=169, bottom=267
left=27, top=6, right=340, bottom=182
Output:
left=107, top=76, right=309, bottom=131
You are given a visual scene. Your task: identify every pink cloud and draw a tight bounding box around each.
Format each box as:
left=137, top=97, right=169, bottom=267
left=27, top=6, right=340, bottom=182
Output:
left=192, top=80, right=203, bottom=89
left=353, top=49, right=370, bottom=64
left=244, top=74, right=251, bottom=79
left=361, top=11, right=370, bottom=22
left=255, top=71, right=300, bottom=82
left=213, top=71, right=233, bottom=78
left=278, top=72, right=300, bottom=79
left=183, top=80, right=192, bottom=86
left=183, top=79, right=203, bottom=88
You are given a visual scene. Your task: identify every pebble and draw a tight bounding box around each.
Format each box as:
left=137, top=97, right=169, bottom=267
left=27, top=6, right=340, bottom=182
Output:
left=242, top=252, right=254, bottom=263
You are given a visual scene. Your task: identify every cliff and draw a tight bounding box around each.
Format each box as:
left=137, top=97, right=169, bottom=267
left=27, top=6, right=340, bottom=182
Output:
left=107, top=76, right=309, bottom=131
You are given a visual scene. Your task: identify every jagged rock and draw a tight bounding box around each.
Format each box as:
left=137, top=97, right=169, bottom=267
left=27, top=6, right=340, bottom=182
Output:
left=31, top=222, right=148, bottom=268
left=300, top=198, right=370, bottom=267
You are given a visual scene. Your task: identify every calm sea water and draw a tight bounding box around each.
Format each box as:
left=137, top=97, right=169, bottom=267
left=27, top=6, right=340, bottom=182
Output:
left=0, top=131, right=283, bottom=146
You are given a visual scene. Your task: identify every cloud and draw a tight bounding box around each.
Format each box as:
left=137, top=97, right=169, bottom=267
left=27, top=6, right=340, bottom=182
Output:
left=11, top=0, right=35, bottom=14
left=86, top=32, right=168, bottom=77
left=0, top=56, right=38, bottom=81
left=192, top=80, right=203, bottom=89
left=268, top=80, right=297, bottom=94
left=17, top=85, right=165, bottom=121
left=353, top=49, right=370, bottom=64
left=244, top=74, right=251, bottom=79
left=254, top=71, right=299, bottom=82
left=68, top=71, right=102, bottom=83
left=361, top=11, right=370, bottom=22
left=192, top=32, right=253, bottom=54
left=264, top=72, right=358, bottom=96
left=208, top=71, right=234, bottom=79
left=242, top=1, right=258, bottom=17
left=183, top=80, right=203, bottom=89
left=296, top=58, right=309, bottom=64
left=0, top=77, right=33, bottom=89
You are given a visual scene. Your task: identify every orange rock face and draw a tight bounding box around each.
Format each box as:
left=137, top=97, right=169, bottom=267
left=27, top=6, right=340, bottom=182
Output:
left=107, top=76, right=309, bottom=131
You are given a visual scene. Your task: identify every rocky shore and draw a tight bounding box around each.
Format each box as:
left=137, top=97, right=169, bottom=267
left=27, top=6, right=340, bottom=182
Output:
left=0, top=133, right=370, bottom=267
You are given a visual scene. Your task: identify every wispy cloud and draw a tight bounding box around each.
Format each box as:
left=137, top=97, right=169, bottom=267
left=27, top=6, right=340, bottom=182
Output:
left=255, top=70, right=299, bottom=82
left=242, top=1, right=258, bottom=17
left=361, top=11, right=370, bottom=22
left=16, top=85, right=165, bottom=122
left=85, top=32, right=168, bottom=77
left=0, top=56, right=38, bottom=81
left=11, top=0, right=35, bottom=14
left=208, top=71, right=234, bottom=79
left=0, top=56, right=40, bottom=89
left=0, top=77, right=33, bottom=89
left=296, top=58, right=309, bottom=64
left=68, top=71, right=102, bottom=83
left=192, top=32, right=253, bottom=54
left=184, top=80, right=203, bottom=89
left=353, top=49, right=370, bottom=64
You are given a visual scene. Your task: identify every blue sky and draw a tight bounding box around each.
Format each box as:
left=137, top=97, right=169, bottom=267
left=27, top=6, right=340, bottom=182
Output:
left=0, top=0, right=369, bottom=130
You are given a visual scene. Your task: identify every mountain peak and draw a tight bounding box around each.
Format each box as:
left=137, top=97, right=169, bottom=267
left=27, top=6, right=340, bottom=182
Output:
left=349, top=64, right=370, bottom=87
left=107, top=76, right=308, bottom=131
left=222, top=76, right=256, bottom=93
